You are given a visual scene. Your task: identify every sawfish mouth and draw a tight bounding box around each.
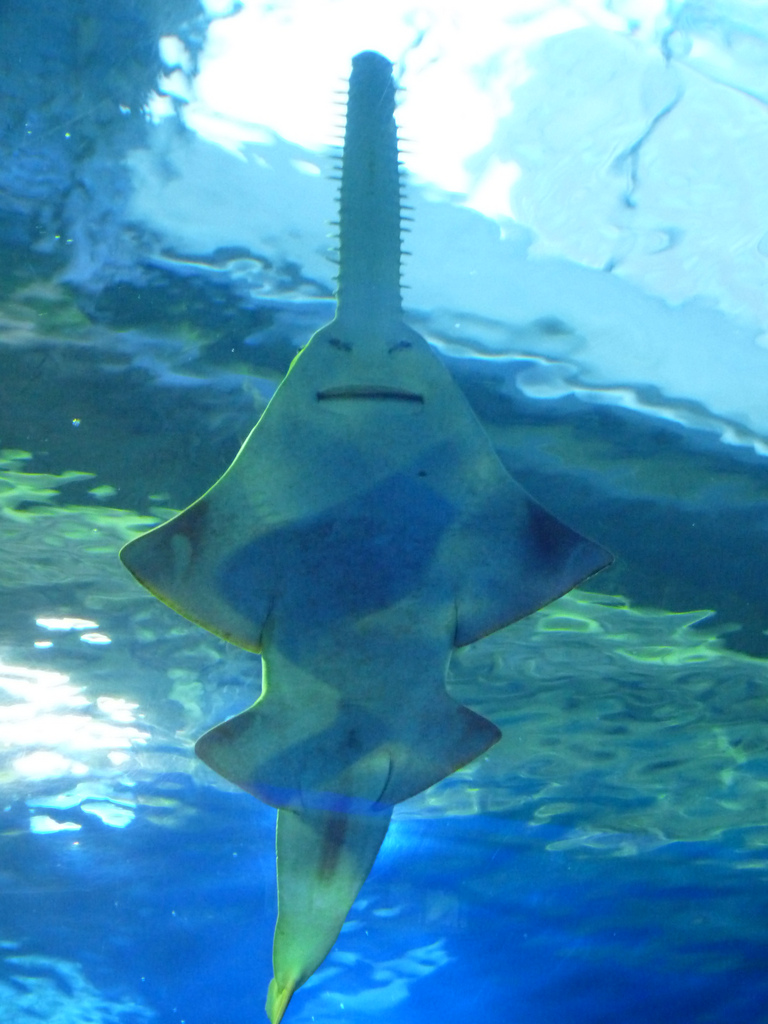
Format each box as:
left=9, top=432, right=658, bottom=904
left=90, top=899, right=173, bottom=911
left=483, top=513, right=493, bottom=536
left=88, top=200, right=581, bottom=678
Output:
left=316, top=385, right=424, bottom=404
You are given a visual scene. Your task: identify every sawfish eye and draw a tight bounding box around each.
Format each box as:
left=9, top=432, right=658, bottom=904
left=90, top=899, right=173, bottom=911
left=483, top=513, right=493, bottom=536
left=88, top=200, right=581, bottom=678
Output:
left=328, top=337, right=352, bottom=351
left=388, top=340, right=412, bottom=353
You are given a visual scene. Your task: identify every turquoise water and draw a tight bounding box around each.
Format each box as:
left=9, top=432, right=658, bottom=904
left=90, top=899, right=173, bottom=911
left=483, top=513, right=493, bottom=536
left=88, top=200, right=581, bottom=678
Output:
left=3, top=2, right=768, bottom=1022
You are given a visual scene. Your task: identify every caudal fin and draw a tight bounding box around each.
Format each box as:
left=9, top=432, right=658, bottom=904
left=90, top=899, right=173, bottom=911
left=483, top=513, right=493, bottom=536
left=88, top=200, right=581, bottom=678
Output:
left=265, top=754, right=394, bottom=1023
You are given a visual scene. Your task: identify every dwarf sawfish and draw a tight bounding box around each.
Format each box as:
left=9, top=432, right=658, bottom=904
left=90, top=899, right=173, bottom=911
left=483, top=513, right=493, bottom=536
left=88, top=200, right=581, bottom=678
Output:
left=120, top=49, right=612, bottom=1023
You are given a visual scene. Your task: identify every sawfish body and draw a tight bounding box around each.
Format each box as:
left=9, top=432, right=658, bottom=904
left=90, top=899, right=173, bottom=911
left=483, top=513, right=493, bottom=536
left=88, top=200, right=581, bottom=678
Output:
left=121, top=51, right=612, bottom=1023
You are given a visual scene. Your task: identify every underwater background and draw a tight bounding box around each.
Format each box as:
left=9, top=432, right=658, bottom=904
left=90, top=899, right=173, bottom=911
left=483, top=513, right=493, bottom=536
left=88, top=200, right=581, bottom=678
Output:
left=2, top=0, right=768, bottom=1021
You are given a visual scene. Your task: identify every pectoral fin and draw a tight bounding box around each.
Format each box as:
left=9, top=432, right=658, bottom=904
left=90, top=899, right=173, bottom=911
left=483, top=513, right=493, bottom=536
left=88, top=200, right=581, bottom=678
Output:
left=266, top=751, right=393, bottom=1024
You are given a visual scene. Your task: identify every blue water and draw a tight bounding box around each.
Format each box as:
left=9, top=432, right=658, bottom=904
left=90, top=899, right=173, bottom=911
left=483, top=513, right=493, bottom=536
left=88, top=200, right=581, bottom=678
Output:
left=3, top=2, right=768, bottom=1022
left=5, top=794, right=768, bottom=1023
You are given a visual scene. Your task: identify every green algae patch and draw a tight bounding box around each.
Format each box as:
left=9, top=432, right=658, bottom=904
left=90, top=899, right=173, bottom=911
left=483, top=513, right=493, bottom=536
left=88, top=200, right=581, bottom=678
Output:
left=0, top=454, right=160, bottom=591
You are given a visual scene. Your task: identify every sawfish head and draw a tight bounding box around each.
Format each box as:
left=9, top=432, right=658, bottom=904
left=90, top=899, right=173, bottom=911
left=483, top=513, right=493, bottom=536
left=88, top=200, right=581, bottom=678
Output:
left=255, top=310, right=469, bottom=467
left=290, top=317, right=436, bottom=408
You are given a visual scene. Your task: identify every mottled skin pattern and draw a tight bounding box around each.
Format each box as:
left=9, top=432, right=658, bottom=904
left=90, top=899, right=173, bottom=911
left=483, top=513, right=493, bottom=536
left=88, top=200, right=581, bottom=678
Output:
left=120, top=51, right=612, bottom=1023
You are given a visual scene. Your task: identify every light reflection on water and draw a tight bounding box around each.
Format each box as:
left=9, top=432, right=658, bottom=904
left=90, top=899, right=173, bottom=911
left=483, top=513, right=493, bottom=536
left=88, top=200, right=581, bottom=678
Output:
left=0, top=660, right=149, bottom=832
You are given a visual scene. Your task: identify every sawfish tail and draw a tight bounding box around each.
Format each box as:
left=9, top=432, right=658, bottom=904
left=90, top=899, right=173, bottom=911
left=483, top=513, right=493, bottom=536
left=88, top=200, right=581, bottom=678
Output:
left=265, top=802, right=393, bottom=1024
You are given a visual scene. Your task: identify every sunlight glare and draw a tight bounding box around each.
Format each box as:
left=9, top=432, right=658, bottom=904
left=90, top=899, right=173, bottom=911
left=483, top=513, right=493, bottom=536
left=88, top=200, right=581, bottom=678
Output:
left=1, top=662, right=149, bottom=784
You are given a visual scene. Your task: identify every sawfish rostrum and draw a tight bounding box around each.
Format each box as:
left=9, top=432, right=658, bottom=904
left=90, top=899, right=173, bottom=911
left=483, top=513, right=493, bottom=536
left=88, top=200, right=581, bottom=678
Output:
left=120, top=50, right=612, bottom=1023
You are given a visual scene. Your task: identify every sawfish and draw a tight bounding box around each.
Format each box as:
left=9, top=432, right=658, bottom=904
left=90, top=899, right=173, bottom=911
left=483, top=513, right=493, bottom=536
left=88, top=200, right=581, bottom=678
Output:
left=120, top=50, right=612, bottom=1023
